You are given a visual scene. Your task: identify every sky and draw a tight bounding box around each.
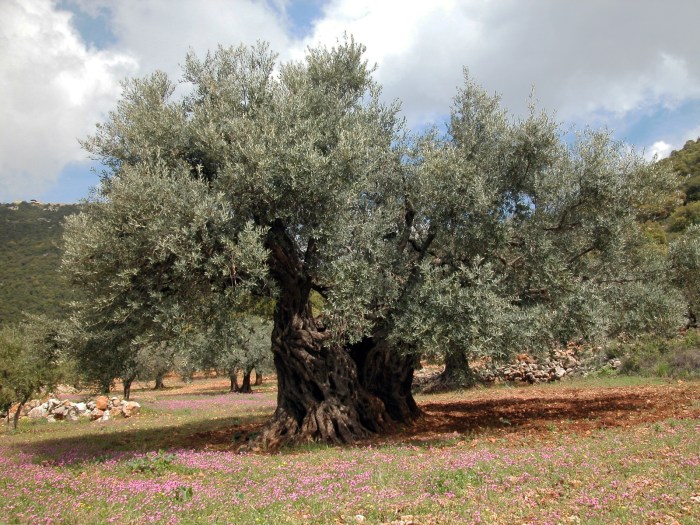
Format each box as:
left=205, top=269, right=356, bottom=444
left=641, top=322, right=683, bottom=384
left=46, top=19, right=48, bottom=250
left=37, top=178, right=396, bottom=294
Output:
left=1, top=0, right=700, bottom=203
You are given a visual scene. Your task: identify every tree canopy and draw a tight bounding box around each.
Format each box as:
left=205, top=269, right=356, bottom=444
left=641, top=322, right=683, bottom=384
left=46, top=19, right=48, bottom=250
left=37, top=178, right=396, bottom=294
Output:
left=64, top=38, right=682, bottom=447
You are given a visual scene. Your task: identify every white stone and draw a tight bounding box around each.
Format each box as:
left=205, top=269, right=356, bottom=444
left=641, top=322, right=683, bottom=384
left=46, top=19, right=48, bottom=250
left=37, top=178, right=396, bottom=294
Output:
left=28, top=406, right=48, bottom=419
left=122, top=401, right=141, bottom=418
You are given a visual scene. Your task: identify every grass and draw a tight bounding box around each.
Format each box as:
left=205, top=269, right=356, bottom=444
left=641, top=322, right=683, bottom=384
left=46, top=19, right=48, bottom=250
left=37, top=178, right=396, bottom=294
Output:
left=0, top=376, right=698, bottom=524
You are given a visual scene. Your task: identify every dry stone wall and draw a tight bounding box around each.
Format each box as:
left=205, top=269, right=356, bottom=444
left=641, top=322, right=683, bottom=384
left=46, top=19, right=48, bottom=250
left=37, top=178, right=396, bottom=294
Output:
left=9, top=395, right=141, bottom=423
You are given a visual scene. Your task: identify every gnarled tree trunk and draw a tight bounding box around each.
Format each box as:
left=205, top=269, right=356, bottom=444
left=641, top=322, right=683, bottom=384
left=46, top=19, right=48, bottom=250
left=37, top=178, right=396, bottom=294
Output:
left=424, top=346, right=476, bottom=392
left=349, top=333, right=420, bottom=422
left=154, top=372, right=166, bottom=390
left=259, top=221, right=390, bottom=448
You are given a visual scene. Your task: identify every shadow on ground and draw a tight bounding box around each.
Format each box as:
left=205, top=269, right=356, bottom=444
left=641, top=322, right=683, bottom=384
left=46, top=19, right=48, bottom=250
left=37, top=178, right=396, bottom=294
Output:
left=7, top=383, right=699, bottom=461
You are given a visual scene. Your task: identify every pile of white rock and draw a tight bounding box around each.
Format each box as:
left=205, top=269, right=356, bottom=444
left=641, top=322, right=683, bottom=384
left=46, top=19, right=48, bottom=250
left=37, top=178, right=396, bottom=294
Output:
left=481, top=344, right=621, bottom=384
left=19, top=395, right=141, bottom=423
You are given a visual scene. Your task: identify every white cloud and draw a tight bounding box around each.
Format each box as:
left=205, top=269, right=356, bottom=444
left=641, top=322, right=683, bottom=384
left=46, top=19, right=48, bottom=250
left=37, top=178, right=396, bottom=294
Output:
left=0, top=0, right=136, bottom=201
left=105, top=0, right=292, bottom=77
left=0, top=0, right=294, bottom=202
left=3, top=0, right=700, bottom=202
left=298, top=0, right=700, bottom=128
left=645, top=140, right=673, bottom=161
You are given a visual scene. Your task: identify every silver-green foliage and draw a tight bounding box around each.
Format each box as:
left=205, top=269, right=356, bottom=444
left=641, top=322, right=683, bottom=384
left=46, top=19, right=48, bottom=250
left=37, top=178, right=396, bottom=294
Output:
left=0, top=321, right=63, bottom=423
left=325, top=71, right=683, bottom=365
left=669, top=224, right=700, bottom=323
left=65, top=39, right=683, bottom=391
left=65, top=38, right=397, bottom=382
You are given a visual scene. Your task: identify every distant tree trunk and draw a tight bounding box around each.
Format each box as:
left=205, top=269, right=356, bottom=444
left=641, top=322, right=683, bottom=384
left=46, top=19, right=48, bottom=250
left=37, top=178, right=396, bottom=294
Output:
left=259, top=221, right=390, bottom=448
left=239, top=368, right=253, bottom=393
left=254, top=369, right=263, bottom=386
left=424, top=346, right=475, bottom=392
left=229, top=369, right=239, bottom=392
left=122, top=373, right=136, bottom=400
left=99, top=377, right=112, bottom=394
left=154, top=372, right=166, bottom=390
left=349, top=332, right=420, bottom=422
left=12, top=399, right=26, bottom=430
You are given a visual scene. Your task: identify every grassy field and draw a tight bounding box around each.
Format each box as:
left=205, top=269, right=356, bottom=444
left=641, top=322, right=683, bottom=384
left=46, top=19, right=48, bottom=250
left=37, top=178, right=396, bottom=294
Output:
left=0, top=376, right=698, bottom=524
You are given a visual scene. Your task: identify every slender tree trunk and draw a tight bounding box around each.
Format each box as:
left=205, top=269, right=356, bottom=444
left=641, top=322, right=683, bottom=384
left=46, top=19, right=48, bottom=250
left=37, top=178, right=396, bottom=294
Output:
left=349, top=333, right=420, bottom=422
left=239, top=368, right=253, bottom=393
left=259, top=221, right=390, bottom=448
left=123, top=374, right=136, bottom=401
left=229, top=369, right=239, bottom=392
left=254, top=369, right=263, bottom=386
left=12, top=400, right=26, bottom=430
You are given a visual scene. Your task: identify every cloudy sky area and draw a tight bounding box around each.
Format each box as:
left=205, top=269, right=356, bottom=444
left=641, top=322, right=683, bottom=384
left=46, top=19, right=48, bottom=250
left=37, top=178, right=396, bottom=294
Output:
left=2, top=0, right=700, bottom=202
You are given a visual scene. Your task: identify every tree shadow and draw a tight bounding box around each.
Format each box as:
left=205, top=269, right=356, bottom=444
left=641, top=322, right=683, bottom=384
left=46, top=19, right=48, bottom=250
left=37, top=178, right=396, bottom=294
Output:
left=9, top=413, right=267, bottom=466
left=8, top=385, right=693, bottom=460
left=402, top=389, right=675, bottom=440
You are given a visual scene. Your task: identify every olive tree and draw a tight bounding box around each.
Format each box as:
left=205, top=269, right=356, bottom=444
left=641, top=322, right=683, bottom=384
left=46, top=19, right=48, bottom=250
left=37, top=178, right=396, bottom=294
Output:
left=326, top=74, right=682, bottom=391
left=65, top=40, right=679, bottom=446
left=0, top=322, right=62, bottom=429
left=669, top=225, right=700, bottom=326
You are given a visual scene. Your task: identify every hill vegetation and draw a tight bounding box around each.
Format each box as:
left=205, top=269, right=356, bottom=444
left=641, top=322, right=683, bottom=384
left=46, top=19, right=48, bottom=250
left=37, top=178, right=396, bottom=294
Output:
left=0, top=201, right=80, bottom=325
left=659, top=137, right=700, bottom=233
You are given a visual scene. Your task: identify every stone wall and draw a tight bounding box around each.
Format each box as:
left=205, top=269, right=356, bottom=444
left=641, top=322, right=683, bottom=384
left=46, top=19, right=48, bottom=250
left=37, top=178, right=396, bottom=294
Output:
left=7, top=395, right=141, bottom=423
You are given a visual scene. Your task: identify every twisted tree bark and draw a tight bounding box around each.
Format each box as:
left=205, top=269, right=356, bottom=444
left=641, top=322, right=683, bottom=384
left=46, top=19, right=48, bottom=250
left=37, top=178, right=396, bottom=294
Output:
left=259, top=221, right=391, bottom=448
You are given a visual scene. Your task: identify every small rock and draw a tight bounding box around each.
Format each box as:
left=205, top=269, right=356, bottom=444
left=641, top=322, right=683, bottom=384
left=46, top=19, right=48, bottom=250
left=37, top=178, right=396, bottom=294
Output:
left=354, top=515, right=366, bottom=523
left=122, top=401, right=141, bottom=418
left=90, top=409, right=104, bottom=421
left=74, top=402, right=87, bottom=413
left=86, top=401, right=96, bottom=411
left=554, top=366, right=566, bottom=379
left=52, top=406, right=68, bottom=419
left=28, top=406, right=48, bottom=419
left=95, top=396, right=109, bottom=411
left=109, top=407, right=122, bottom=418
left=100, top=410, right=111, bottom=422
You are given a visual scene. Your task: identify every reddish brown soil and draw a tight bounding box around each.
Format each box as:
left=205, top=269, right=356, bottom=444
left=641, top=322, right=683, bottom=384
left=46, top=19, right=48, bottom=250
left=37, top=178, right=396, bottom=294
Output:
left=392, top=381, right=700, bottom=446
left=179, top=378, right=700, bottom=450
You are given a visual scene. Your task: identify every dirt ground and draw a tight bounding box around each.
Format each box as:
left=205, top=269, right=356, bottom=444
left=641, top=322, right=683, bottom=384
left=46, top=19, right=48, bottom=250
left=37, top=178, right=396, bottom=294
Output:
left=401, top=381, right=700, bottom=445
left=131, top=375, right=700, bottom=449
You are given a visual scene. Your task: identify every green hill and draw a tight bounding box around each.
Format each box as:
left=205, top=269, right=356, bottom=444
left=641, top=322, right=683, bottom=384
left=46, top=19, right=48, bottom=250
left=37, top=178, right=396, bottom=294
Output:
left=662, top=137, right=700, bottom=233
left=0, top=201, right=80, bottom=325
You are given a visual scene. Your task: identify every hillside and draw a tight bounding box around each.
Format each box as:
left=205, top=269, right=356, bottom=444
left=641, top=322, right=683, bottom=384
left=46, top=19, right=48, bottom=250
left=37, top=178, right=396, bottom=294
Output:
left=661, top=137, right=700, bottom=233
left=0, top=201, right=80, bottom=325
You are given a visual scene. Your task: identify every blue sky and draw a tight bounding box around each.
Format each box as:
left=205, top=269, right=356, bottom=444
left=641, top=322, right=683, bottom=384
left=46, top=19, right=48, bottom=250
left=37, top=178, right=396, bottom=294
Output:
left=2, top=0, right=700, bottom=203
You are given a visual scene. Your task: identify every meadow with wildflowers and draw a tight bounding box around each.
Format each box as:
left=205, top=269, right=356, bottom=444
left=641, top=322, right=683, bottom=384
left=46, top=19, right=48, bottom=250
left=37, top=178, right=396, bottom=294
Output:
left=1, top=376, right=698, bottom=525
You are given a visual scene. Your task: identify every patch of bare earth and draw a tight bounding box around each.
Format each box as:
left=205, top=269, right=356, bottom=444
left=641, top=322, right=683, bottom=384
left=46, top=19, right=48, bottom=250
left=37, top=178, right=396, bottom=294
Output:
left=389, top=381, right=700, bottom=446
left=182, top=378, right=700, bottom=450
